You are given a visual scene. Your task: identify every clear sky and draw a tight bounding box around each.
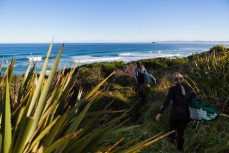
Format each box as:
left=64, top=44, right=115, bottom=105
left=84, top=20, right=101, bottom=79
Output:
left=0, top=0, right=228, bottom=43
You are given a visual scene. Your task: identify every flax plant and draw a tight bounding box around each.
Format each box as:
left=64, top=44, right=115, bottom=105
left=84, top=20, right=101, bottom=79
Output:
left=0, top=42, right=171, bottom=153
left=186, top=45, right=229, bottom=113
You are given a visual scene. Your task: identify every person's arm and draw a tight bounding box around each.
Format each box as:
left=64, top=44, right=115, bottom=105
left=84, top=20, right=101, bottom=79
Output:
left=143, top=66, right=148, bottom=74
left=135, top=68, right=138, bottom=77
left=135, top=68, right=140, bottom=82
left=155, top=88, right=173, bottom=120
left=159, top=88, right=173, bottom=114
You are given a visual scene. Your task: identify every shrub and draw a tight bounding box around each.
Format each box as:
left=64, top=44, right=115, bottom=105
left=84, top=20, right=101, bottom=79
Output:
left=186, top=46, right=229, bottom=113
left=129, top=57, right=188, bottom=70
left=78, top=61, right=126, bottom=77
left=76, top=66, right=104, bottom=91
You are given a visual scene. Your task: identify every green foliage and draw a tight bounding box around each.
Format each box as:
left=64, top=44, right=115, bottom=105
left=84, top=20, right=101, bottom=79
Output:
left=188, top=45, right=229, bottom=61
left=186, top=45, right=229, bottom=113
left=109, top=84, right=136, bottom=103
left=75, top=61, right=126, bottom=91
left=209, top=45, right=228, bottom=55
left=76, top=66, right=104, bottom=91
left=0, top=42, right=168, bottom=153
left=113, top=74, right=136, bottom=86
left=185, top=117, right=229, bottom=153
left=112, top=63, right=137, bottom=87
left=89, top=84, right=136, bottom=114
left=133, top=57, right=188, bottom=70
left=78, top=61, right=126, bottom=77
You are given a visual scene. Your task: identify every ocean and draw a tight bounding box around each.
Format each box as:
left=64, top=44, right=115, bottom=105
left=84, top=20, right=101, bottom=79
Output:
left=0, top=42, right=228, bottom=75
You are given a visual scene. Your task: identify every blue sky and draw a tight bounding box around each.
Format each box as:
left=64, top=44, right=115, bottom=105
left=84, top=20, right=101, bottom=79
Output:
left=0, top=0, right=228, bottom=43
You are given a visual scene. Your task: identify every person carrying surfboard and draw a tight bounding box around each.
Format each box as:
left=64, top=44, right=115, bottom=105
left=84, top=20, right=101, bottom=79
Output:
left=135, top=61, right=156, bottom=98
left=135, top=61, right=147, bottom=98
left=155, top=72, right=196, bottom=152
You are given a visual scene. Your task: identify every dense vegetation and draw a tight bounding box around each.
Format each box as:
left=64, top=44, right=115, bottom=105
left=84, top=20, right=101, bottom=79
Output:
left=0, top=43, right=173, bottom=153
left=0, top=44, right=228, bottom=152
left=74, top=45, right=229, bottom=153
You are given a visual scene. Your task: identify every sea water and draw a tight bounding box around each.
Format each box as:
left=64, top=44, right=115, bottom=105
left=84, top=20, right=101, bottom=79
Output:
left=0, top=42, right=228, bottom=75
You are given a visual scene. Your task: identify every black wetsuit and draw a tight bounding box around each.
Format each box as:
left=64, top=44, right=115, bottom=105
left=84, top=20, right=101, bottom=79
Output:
left=159, top=82, right=196, bottom=150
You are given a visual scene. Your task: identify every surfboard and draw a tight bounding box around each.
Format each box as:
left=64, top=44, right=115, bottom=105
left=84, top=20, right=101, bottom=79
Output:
left=144, top=73, right=156, bottom=84
left=189, top=97, right=219, bottom=121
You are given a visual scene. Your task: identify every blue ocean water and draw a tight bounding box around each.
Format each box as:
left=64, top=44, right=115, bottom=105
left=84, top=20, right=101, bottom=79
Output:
left=0, top=42, right=228, bottom=75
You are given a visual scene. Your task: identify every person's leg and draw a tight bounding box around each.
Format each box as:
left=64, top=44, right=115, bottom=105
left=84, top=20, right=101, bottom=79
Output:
left=138, top=84, right=145, bottom=99
left=138, top=74, right=145, bottom=98
left=169, top=119, right=177, bottom=143
left=176, top=119, right=190, bottom=151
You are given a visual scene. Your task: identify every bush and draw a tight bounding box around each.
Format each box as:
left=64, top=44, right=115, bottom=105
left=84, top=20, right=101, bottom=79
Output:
left=78, top=61, right=126, bottom=77
left=130, top=57, right=188, bottom=70
left=188, top=45, right=229, bottom=61
left=76, top=67, right=104, bottom=91
left=186, top=48, right=229, bottom=113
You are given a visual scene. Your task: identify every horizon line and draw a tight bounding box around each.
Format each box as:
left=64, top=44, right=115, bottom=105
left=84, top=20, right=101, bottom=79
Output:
left=0, top=40, right=229, bottom=44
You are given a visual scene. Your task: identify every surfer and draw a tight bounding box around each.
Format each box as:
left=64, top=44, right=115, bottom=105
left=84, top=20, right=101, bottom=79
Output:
left=135, top=61, right=147, bottom=98
left=155, top=72, right=196, bottom=152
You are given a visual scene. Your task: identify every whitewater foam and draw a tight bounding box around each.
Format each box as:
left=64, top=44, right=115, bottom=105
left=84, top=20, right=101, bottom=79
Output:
left=118, top=53, right=134, bottom=56
left=71, top=52, right=183, bottom=65
left=27, top=56, right=42, bottom=62
left=72, top=56, right=122, bottom=63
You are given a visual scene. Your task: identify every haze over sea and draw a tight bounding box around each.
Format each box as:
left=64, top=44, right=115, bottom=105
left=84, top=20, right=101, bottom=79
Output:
left=0, top=42, right=229, bottom=75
